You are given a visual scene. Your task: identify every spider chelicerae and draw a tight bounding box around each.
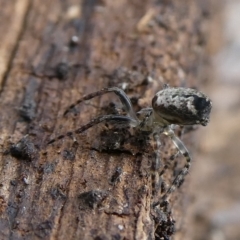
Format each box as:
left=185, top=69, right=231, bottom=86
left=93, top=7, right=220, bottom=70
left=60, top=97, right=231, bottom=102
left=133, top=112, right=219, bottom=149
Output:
left=47, top=85, right=212, bottom=206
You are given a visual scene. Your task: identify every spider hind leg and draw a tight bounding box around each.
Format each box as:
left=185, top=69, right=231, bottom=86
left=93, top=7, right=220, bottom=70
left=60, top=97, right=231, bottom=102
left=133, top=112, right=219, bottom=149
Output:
left=153, top=127, right=192, bottom=206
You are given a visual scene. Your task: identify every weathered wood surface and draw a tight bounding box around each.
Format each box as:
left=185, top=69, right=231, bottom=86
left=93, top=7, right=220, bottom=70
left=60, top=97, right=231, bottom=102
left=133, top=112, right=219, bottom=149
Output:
left=0, top=0, right=208, bottom=239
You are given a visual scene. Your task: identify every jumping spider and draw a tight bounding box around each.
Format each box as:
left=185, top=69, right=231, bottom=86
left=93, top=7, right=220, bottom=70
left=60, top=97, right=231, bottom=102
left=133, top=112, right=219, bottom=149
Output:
left=47, top=85, right=212, bottom=206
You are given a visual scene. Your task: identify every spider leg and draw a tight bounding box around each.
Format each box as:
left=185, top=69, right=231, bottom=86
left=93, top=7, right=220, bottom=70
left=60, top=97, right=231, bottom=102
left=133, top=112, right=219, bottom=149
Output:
left=47, top=115, right=138, bottom=145
left=152, top=132, right=162, bottom=195
left=64, top=87, right=139, bottom=121
left=153, top=127, right=191, bottom=207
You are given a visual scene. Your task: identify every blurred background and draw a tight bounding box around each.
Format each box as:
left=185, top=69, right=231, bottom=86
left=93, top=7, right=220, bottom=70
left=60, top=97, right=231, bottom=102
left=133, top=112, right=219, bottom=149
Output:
left=1, top=0, right=239, bottom=239
left=180, top=1, right=240, bottom=239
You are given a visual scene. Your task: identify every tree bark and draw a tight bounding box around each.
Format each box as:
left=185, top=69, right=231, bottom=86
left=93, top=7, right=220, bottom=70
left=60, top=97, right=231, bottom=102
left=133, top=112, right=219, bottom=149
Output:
left=0, top=0, right=209, bottom=239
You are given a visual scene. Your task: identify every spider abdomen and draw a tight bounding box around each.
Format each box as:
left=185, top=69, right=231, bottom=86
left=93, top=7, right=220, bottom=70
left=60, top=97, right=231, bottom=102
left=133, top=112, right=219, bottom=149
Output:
left=152, top=87, right=212, bottom=126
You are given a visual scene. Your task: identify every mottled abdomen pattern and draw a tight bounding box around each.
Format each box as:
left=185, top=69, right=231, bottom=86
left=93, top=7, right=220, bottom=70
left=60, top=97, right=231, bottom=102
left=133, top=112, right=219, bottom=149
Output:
left=152, top=87, right=212, bottom=126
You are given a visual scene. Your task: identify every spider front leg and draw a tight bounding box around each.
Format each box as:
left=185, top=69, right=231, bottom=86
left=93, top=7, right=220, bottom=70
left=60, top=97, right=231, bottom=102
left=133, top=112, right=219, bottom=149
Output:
left=47, top=115, right=139, bottom=144
left=153, top=126, right=191, bottom=207
left=47, top=87, right=140, bottom=145
left=63, top=87, right=138, bottom=121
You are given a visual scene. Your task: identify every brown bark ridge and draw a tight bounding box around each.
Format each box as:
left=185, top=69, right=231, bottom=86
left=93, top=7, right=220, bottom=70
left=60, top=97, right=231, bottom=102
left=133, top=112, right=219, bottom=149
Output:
left=0, top=0, right=209, bottom=239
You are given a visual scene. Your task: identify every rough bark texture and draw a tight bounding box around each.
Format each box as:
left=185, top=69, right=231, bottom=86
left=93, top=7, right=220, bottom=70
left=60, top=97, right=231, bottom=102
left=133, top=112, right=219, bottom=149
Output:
left=0, top=0, right=209, bottom=239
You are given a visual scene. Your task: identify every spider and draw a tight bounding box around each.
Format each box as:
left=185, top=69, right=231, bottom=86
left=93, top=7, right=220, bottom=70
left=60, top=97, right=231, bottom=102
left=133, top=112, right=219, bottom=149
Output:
left=47, top=85, right=212, bottom=206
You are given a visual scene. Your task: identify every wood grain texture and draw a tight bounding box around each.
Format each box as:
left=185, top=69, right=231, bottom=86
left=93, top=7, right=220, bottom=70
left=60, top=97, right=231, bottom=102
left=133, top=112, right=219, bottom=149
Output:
left=0, top=0, right=209, bottom=239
